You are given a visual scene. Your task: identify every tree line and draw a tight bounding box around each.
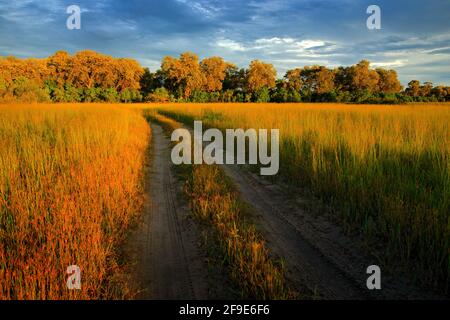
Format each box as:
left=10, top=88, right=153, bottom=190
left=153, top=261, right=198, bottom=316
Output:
left=1, top=50, right=449, bottom=103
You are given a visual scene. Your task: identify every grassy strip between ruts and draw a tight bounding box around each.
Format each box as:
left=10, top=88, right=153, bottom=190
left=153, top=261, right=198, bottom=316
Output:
left=143, top=109, right=293, bottom=299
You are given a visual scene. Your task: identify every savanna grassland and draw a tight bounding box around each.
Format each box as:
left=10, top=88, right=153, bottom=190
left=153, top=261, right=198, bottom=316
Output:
left=0, top=102, right=449, bottom=300
left=0, top=104, right=150, bottom=299
left=157, top=103, right=450, bottom=291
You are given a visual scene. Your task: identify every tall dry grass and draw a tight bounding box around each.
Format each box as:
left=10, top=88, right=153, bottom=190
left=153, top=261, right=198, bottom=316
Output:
left=157, top=103, right=450, bottom=291
left=0, top=104, right=150, bottom=299
left=186, top=165, right=290, bottom=299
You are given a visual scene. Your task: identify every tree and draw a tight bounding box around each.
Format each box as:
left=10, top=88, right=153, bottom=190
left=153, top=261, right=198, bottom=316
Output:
left=284, top=68, right=303, bottom=92
left=431, top=86, right=447, bottom=101
left=114, top=58, right=143, bottom=92
left=272, top=81, right=289, bottom=102
left=119, top=88, right=142, bottom=103
left=348, top=60, right=379, bottom=93
left=68, top=50, right=116, bottom=89
left=140, top=69, right=167, bottom=96
left=420, top=82, right=433, bottom=97
left=223, top=66, right=247, bottom=92
left=11, top=76, right=50, bottom=103
left=315, top=66, right=335, bottom=94
left=255, top=87, right=271, bottom=103
left=1, top=50, right=144, bottom=102
left=298, top=66, right=335, bottom=95
left=146, top=87, right=170, bottom=102
left=376, top=68, right=402, bottom=93
left=82, top=87, right=102, bottom=102
left=47, top=51, right=72, bottom=87
left=246, top=60, right=276, bottom=93
left=406, top=80, right=421, bottom=97
left=0, top=56, right=46, bottom=87
left=100, top=88, right=119, bottom=102
left=161, top=52, right=204, bottom=99
left=1, top=49, right=446, bottom=104
left=334, top=66, right=351, bottom=92
left=221, top=89, right=235, bottom=102
left=190, top=90, right=210, bottom=102
left=140, top=68, right=158, bottom=98
left=200, top=57, right=233, bottom=92
left=21, top=58, right=48, bottom=86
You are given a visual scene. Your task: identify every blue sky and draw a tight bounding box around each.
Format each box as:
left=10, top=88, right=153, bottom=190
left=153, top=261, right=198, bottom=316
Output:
left=0, top=0, right=449, bottom=85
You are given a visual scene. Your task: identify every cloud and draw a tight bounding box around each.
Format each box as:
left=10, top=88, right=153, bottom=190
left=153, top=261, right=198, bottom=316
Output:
left=175, top=0, right=221, bottom=18
left=216, top=38, right=246, bottom=51
left=255, top=38, right=295, bottom=45
left=371, top=60, right=407, bottom=68
left=0, top=0, right=449, bottom=85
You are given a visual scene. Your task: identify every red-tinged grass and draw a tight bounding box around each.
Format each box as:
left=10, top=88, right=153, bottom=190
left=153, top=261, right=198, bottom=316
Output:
left=0, top=104, right=150, bottom=299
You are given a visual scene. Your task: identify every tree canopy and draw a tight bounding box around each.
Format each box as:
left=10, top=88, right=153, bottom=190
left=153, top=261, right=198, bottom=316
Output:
left=1, top=50, right=448, bottom=103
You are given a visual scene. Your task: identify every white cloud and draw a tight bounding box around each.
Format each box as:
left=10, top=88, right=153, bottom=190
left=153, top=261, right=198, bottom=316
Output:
left=371, top=59, right=407, bottom=68
left=211, top=36, right=341, bottom=78
left=296, top=40, right=326, bottom=49
left=255, top=37, right=296, bottom=45
left=216, top=37, right=333, bottom=56
left=216, top=38, right=246, bottom=51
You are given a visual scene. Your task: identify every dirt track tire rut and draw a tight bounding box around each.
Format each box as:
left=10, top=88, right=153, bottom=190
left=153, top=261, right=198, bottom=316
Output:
left=220, top=163, right=441, bottom=300
left=127, top=124, right=208, bottom=300
left=221, top=164, right=370, bottom=299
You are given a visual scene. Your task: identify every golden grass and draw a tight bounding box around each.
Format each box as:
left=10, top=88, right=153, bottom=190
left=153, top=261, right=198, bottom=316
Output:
left=0, top=104, right=150, bottom=299
left=186, top=165, right=290, bottom=299
left=156, top=102, right=450, bottom=291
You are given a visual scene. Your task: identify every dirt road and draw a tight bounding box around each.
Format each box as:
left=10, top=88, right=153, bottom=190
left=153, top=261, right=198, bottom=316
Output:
left=170, top=114, right=441, bottom=300
left=127, top=116, right=440, bottom=300
left=126, top=124, right=209, bottom=300
left=220, top=160, right=440, bottom=300
left=220, top=164, right=370, bottom=299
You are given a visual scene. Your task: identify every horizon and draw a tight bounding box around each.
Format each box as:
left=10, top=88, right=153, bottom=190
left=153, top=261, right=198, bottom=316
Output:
left=0, top=0, right=449, bottom=86
left=1, top=0, right=449, bottom=306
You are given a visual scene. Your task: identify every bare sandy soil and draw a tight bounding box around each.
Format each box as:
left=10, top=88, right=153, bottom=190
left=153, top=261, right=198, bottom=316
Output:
left=221, top=164, right=442, bottom=299
left=126, top=124, right=209, bottom=299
